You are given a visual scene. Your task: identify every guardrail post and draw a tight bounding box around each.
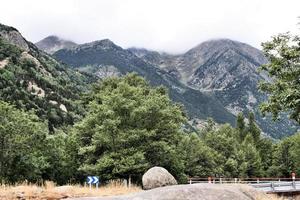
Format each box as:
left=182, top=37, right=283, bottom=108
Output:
left=292, top=180, right=296, bottom=189
left=257, top=179, right=259, bottom=183
left=189, top=179, right=192, bottom=184
left=292, top=172, right=296, bottom=189
left=220, top=178, right=222, bottom=184
left=234, top=178, right=237, bottom=184
left=271, top=182, right=274, bottom=192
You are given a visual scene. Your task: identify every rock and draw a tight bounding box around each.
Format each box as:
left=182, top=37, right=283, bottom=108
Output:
left=53, top=185, right=73, bottom=194
left=0, top=58, right=9, bottom=69
left=142, top=166, right=177, bottom=190
left=59, top=104, right=68, bottom=112
left=67, top=184, right=268, bottom=200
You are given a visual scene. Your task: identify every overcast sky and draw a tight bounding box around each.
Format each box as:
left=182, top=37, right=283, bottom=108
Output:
left=0, top=0, right=299, bottom=53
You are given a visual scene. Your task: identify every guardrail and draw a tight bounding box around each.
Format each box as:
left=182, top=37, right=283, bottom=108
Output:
left=188, top=177, right=300, bottom=184
left=188, top=177, right=300, bottom=193
left=251, top=181, right=300, bottom=193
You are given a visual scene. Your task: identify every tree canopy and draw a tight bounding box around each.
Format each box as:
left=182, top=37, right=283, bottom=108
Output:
left=75, top=73, right=186, bottom=181
left=259, top=33, right=300, bottom=123
left=1, top=74, right=300, bottom=185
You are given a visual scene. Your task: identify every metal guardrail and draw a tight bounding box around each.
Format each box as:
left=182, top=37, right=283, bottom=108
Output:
left=251, top=181, right=300, bottom=193
left=188, top=177, right=300, bottom=193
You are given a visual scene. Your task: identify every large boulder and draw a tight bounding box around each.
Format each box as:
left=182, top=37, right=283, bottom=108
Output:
left=68, top=184, right=268, bottom=200
left=142, top=166, right=177, bottom=190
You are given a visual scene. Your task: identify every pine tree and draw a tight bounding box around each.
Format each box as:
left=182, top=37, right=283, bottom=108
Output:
left=236, top=113, right=247, bottom=141
left=248, top=112, right=261, bottom=142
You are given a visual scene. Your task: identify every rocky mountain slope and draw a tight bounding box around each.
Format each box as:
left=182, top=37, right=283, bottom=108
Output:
left=0, top=23, right=94, bottom=131
left=129, top=39, right=298, bottom=138
left=35, top=35, right=77, bottom=54
left=53, top=39, right=236, bottom=125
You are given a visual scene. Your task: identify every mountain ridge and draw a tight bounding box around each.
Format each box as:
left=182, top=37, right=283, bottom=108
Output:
left=35, top=35, right=77, bottom=54
left=53, top=38, right=237, bottom=126
left=39, top=35, right=299, bottom=138
left=127, top=39, right=298, bottom=138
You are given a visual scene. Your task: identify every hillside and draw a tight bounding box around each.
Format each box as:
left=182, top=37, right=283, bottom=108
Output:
left=0, top=23, right=94, bottom=131
left=128, top=39, right=298, bottom=138
left=35, top=35, right=77, bottom=54
left=53, top=39, right=236, bottom=125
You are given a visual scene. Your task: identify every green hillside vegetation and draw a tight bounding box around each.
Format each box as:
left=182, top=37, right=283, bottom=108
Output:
left=0, top=35, right=95, bottom=131
left=1, top=74, right=299, bottom=185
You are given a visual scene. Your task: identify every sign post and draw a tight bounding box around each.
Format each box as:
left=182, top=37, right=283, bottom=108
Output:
left=87, top=176, right=100, bottom=190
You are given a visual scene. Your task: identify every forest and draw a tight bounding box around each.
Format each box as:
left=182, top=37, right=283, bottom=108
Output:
left=0, top=71, right=299, bottom=185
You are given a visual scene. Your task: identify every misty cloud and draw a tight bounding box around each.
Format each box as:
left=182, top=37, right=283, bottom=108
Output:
left=0, top=0, right=299, bottom=53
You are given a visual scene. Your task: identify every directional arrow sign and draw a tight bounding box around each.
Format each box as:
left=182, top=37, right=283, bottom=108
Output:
left=87, top=176, right=99, bottom=184
left=93, top=176, right=99, bottom=184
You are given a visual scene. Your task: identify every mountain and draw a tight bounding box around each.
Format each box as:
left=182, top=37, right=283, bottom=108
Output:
left=53, top=39, right=236, bottom=125
left=0, top=23, right=94, bottom=131
left=35, top=35, right=77, bottom=54
left=129, top=39, right=298, bottom=138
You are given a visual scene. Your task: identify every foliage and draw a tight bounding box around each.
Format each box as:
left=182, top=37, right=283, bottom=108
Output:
left=259, top=33, right=300, bottom=123
left=75, top=74, right=186, bottom=182
left=1, top=73, right=299, bottom=185
left=0, top=101, right=48, bottom=183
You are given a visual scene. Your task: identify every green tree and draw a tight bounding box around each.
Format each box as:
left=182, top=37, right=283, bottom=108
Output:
left=236, top=113, right=247, bottom=141
left=75, top=74, right=186, bottom=182
left=241, top=135, right=262, bottom=177
left=0, top=101, right=48, bottom=183
left=178, top=133, right=218, bottom=178
left=247, top=112, right=261, bottom=142
left=259, top=33, right=300, bottom=123
left=257, top=138, right=274, bottom=176
left=270, top=133, right=300, bottom=177
left=204, top=124, right=240, bottom=177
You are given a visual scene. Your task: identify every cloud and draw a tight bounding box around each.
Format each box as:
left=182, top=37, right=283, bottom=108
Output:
left=0, top=0, right=299, bottom=53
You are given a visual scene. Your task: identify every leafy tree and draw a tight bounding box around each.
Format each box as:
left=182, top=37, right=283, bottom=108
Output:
left=241, top=135, right=262, bottom=177
left=178, top=133, right=218, bottom=178
left=0, top=101, right=48, bottom=183
left=75, top=74, right=186, bottom=182
left=204, top=124, right=241, bottom=177
left=200, top=118, right=216, bottom=138
left=259, top=33, right=300, bottom=123
left=257, top=138, right=274, bottom=176
left=270, top=133, right=300, bottom=177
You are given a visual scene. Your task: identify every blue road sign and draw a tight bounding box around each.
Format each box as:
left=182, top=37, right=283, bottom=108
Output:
left=87, top=176, right=99, bottom=184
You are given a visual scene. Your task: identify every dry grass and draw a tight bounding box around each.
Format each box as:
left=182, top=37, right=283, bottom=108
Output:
left=0, top=180, right=141, bottom=200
